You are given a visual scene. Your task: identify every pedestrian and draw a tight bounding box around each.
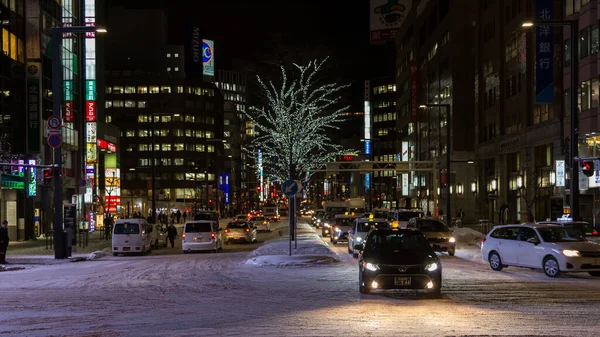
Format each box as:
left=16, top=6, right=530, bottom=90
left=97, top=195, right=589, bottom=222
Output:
left=0, top=220, right=9, bottom=264
left=182, top=211, right=187, bottom=223
left=167, top=223, right=178, bottom=248
left=456, top=208, right=466, bottom=219
left=176, top=210, right=182, bottom=224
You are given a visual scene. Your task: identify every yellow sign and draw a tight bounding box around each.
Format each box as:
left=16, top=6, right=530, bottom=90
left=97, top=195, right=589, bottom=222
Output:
left=86, top=143, right=97, bottom=163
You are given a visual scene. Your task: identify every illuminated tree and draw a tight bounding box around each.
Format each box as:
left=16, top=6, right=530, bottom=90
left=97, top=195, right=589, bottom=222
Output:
left=246, top=59, right=353, bottom=182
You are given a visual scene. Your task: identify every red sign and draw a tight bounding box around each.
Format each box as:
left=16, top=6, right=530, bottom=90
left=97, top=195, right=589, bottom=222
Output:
left=85, top=101, right=96, bottom=122
left=107, top=142, right=117, bottom=152
left=370, top=29, right=398, bottom=43
left=63, top=101, right=73, bottom=122
left=85, top=19, right=96, bottom=38
left=106, top=196, right=121, bottom=205
left=410, top=60, right=418, bottom=123
left=97, top=139, right=108, bottom=150
left=107, top=205, right=118, bottom=213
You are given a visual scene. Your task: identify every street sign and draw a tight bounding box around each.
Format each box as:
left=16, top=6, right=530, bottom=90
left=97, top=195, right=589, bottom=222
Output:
left=595, top=159, right=600, bottom=179
left=282, top=180, right=299, bottom=196
left=47, top=116, right=62, bottom=129
left=47, top=134, right=62, bottom=148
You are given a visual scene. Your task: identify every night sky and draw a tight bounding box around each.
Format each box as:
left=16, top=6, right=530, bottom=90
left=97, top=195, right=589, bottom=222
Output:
left=109, top=0, right=394, bottom=110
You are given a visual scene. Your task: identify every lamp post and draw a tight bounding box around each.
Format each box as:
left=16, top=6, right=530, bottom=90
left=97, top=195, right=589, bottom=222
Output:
left=419, top=104, right=451, bottom=222
left=51, top=25, right=106, bottom=259
left=522, top=19, right=579, bottom=219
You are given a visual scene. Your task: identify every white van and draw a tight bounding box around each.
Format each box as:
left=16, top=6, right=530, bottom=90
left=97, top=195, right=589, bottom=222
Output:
left=182, top=220, right=223, bottom=253
left=112, top=219, right=153, bottom=256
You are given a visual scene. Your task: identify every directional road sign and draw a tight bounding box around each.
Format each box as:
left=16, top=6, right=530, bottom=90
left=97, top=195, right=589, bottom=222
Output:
left=48, top=116, right=62, bottom=129
left=282, top=180, right=299, bottom=197
left=48, top=134, right=62, bottom=148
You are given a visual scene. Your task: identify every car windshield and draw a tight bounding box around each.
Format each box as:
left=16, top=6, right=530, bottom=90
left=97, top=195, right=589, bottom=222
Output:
left=563, top=222, right=595, bottom=236
left=415, top=220, right=449, bottom=232
left=335, top=218, right=355, bottom=227
left=194, top=213, right=217, bottom=221
left=397, top=212, right=423, bottom=221
left=114, top=223, right=140, bottom=235
left=327, top=207, right=347, bottom=214
left=236, top=215, right=248, bottom=220
left=372, top=211, right=389, bottom=219
left=357, top=221, right=389, bottom=232
left=253, top=216, right=266, bottom=221
left=537, top=227, right=586, bottom=242
left=365, top=232, right=431, bottom=253
left=227, top=222, right=248, bottom=229
left=185, top=222, right=213, bottom=233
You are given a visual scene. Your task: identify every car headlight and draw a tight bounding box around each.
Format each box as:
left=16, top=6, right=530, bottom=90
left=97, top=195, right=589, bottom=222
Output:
left=562, top=249, right=580, bottom=257
left=317, top=219, right=321, bottom=222
left=449, top=237, right=456, bottom=243
left=425, top=262, right=438, bottom=272
left=324, top=223, right=330, bottom=227
left=363, top=262, right=379, bottom=271
left=356, top=237, right=362, bottom=243
left=335, top=227, right=341, bottom=232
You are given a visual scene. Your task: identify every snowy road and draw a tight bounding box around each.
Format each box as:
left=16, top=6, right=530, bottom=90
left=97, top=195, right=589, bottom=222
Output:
left=1, top=221, right=600, bottom=336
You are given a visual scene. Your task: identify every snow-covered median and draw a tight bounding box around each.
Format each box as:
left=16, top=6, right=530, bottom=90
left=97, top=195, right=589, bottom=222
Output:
left=246, top=230, right=338, bottom=267
left=454, top=227, right=485, bottom=246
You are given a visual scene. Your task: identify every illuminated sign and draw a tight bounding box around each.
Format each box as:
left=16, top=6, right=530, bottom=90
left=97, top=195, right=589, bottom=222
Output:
left=107, top=142, right=116, bottom=152
left=86, top=143, right=97, bottom=163
left=202, top=39, right=214, bottom=76
left=86, top=80, right=96, bottom=100
left=63, top=80, right=73, bottom=101
left=555, top=160, right=565, bottom=187
left=63, top=101, right=73, bottom=122
left=97, top=139, right=108, bottom=150
left=86, top=122, right=97, bottom=143
left=1, top=174, right=25, bottom=189
left=28, top=159, right=36, bottom=197
left=85, top=101, right=97, bottom=122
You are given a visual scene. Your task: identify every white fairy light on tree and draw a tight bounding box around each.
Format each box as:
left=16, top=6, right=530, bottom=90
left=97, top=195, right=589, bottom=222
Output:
left=246, top=58, right=353, bottom=182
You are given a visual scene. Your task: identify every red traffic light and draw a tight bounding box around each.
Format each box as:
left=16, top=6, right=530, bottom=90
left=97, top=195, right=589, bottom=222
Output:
left=581, top=160, right=595, bottom=177
left=42, top=168, right=53, bottom=184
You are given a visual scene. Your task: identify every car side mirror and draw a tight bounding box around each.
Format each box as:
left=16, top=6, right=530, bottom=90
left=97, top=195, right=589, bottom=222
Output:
left=527, top=237, right=540, bottom=245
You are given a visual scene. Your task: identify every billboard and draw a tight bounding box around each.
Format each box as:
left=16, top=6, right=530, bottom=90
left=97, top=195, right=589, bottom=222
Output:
left=370, top=0, right=412, bottom=44
left=202, top=39, right=215, bottom=76
left=184, top=22, right=203, bottom=76
left=535, top=0, right=554, bottom=103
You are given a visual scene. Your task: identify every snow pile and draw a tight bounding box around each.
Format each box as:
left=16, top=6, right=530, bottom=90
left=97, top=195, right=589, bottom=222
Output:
left=247, top=231, right=338, bottom=267
left=454, top=227, right=485, bottom=246
left=86, top=251, right=106, bottom=260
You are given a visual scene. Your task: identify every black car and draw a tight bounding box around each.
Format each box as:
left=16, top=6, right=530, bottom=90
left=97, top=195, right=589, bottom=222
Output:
left=356, top=229, right=442, bottom=297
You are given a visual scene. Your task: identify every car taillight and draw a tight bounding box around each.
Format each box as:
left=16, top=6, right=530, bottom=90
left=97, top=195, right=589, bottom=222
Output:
left=224, top=229, right=230, bottom=233
left=262, top=221, right=267, bottom=225
left=481, top=237, right=486, bottom=244
left=245, top=228, right=250, bottom=233
left=593, top=229, right=599, bottom=236
left=182, top=234, right=186, bottom=239
left=211, top=232, right=216, bottom=239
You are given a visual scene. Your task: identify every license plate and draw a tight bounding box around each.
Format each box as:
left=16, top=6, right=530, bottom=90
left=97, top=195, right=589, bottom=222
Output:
left=193, top=237, right=202, bottom=241
left=394, top=277, right=411, bottom=286
left=233, top=236, right=240, bottom=240
left=123, top=247, right=130, bottom=251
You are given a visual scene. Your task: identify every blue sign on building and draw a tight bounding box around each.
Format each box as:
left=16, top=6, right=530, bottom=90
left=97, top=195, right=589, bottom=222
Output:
left=535, top=0, right=554, bottom=103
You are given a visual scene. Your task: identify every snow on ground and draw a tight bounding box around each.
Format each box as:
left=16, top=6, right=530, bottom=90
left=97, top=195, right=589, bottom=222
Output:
left=453, top=227, right=485, bottom=245
left=247, top=223, right=338, bottom=266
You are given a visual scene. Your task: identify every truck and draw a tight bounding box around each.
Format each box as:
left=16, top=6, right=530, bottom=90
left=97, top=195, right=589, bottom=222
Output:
left=262, top=204, right=279, bottom=222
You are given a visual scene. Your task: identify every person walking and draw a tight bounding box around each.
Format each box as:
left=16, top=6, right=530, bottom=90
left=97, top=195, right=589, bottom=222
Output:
left=182, top=211, right=187, bottom=223
left=0, top=220, right=9, bottom=264
left=166, top=223, right=178, bottom=248
left=176, top=210, right=182, bottom=224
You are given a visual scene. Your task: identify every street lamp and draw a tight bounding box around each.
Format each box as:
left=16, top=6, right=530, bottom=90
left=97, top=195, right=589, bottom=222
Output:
left=51, top=25, right=106, bottom=259
left=419, top=103, right=451, bottom=222
left=522, top=19, right=579, bottom=219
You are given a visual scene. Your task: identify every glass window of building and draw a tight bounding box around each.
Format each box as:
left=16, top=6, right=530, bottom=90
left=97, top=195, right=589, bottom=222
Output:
left=167, top=67, right=172, bottom=72
left=206, top=131, right=214, bottom=139
left=105, top=86, right=112, bottom=94
left=174, top=158, right=184, bottom=166
left=105, top=101, right=113, bottom=108
left=185, top=100, right=193, bottom=108
left=113, top=86, right=124, bottom=94
left=167, top=53, right=171, bottom=58
left=139, top=158, right=149, bottom=166
left=196, top=144, right=205, bottom=152
left=174, top=173, right=184, bottom=180
left=138, top=144, right=149, bottom=151
left=173, top=114, right=183, bottom=122
left=113, top=100, right=124, bottom=107
left=185, top=129, right=193, bottom=137
left=176, top=86, right=184, bottom=93
left=581, top=80, right=591, bottom=111
left=185, top=86, right=193, bottom=94
left=125, top=130, right=135, bottom=137
left=185, top=115, right=195, bottom=122
left=581, top=26, right=590, bottom=59
left=197, top=173, right=206, bottom=180
left=106, top=115, right=112, bottom=123
left=224, top=119, right=230, bottom=125
left=160, top=158, right=171, bottom=166
left=174, top=143, right=184, bottom=151
left=125, top=100, right=136, bottom=108
left=592, top=26, right=599, bottom=55
left=137, top=86, right=148, bottom=94
left=224, top=143, right=231, bottom=150
left=160, top=115, right=172, bottom=122
left=149, top=86, right=160, bottom=94
left=126, top=144, right=134, bottom=151
left=153, top=144, right=160, bottom=151
left=196, top=130, right=205, bottom=138
left=125, top=86, right=136, bottom=94
left=138, top=130, right=149, bottom=137
left=185, top=173, right=196, bottom=181
left=174, top=67, right=179, bottom=72
left=208, top=145, right=215, bottom=153
left=162, top=144, right=172, bottom=151
left=161, top=86, right=171, bottom=93
left=173, top=129, right=183, bottom=137
left=592, top=79, right=599, bottom=108
left=194, top=87, right=202, bottom=95
left=206, top=102, right=214, bottom=111
left=208, top=173, right=215, bottom=181
left=174, top=53, right=179, bottom=58
left=138, top=115, right=149, bottom=122
left=138, top=101, right=147, bottom=108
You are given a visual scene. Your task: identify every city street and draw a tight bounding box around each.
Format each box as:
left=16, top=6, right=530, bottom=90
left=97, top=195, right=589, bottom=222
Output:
left=1, top=219, right=599, bottom=336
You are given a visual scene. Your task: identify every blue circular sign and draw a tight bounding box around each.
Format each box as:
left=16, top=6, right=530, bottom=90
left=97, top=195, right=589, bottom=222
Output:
left=48, top=134, right=62, bottom=148
left=202, top=41, right=213, bottom=63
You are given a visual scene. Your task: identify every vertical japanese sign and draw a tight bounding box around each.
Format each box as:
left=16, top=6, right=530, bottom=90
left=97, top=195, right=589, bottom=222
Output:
left=410, top=60, right=418, bottom=123
left=555, top=160, right=565, bottom=187
left=535, top=0, right=554, bottom=103
left=26, top=63, right=41, bottom=154
left=28, top=159, right=36, bottom=197
left=202, top=39, right=214, bottom=76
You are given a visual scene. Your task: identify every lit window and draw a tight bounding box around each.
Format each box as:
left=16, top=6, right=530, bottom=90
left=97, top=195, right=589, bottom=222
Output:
left=167, top=67, right=172, bottom=72
left=224, top=143, right=231, bottom=150
left=173, top=114, right=183, bottom=122
left=162, top=144, right=172, bottom=151
left=125, top=130, right=135, bottom=137
left=113, top=101, right=124, bottom=107
left=125, top=100, right=136, bottom=108
left=174, top=53, right=179, bottom=58
left=149, top=86, right=160, bottom=94
left=137, top=115, right=149, bottom=123
left=174, top=158, right=184, bottom=166
left=113, top=86, right=124, bottom=94
left=138, top=101, right=147, bottom=108
left=125, top=86, right=136, bottom=94
left=161, top=86, right=171, bottom=93
left=224, top=119, right=230, bottom=125
left=176, top=86, right=184, bottom=93
left=138, top=130, right=149, bottom=137
left=196, top=144, right=205, bottom=152
left=138, top=144, right=149, bottom=151
left=106, top=115, right=112, bottom=123
left=206, top=131, right=214, bottom=139
left=174, top=143, right=184, bottom=151
left=137, top=86, right=148, bottom=94
left=224, top=131, right=231, bottom=138
left=208, top=145, right=215, bottom=153
left=161, top=115, right=172, bottom=122
left=105, top=101, right=113, bottom=108
left=167, top=53, right=171, bottom=58
left=174, top=67, right=179, bottom=72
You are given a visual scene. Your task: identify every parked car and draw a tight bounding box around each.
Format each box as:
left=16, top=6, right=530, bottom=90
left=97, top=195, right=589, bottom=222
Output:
left=481, top=224, right=600, bottom=277
left=407, top=217, right=456, bottom=256
left=224, top=221, right=257, bottom=244
left=348, top=218, right=390, bottom=258
left=112, top=218, right=153, bottom=256
left=355, top=229, right=442, bottom=297
left=250, top=216, right=271, bottom=231
left=182, top=221, right=223, bottom=253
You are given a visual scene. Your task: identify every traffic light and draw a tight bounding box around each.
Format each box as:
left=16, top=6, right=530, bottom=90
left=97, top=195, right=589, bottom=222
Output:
left=581, top=160, right=595, bottom=177
left=42, top=168, right=53, bottom=185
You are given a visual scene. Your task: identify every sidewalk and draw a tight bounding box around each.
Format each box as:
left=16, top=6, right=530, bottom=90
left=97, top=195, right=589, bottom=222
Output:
left=245, top=221, right=338, bottom=267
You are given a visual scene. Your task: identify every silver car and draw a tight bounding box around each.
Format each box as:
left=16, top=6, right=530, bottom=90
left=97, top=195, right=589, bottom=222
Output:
left=224, top=221, right=257, bottom=244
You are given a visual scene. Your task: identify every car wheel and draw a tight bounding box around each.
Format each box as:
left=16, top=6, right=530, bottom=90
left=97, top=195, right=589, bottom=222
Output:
left=543, top=256, right=560, bottom=277
left=448, top=249, right=455, bottom=256
left=588, top=271, right=600, bottom=277
left=488, top=251, right=504, bottom=271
